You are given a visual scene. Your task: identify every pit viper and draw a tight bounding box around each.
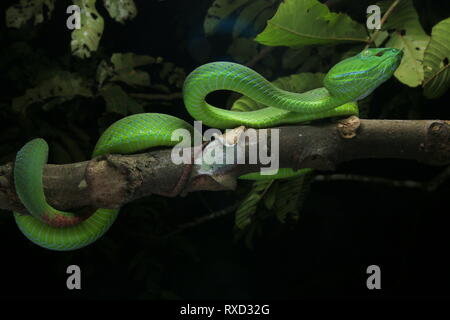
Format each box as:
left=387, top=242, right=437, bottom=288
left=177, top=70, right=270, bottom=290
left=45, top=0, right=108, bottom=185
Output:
left=12, top=48, right=403, bottom=250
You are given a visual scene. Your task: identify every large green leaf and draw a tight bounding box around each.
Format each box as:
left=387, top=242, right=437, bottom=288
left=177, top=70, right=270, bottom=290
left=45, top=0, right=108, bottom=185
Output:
left=12, top=72, right=93, bottom=113
left=273, top=173, right=313, bottom=223
left=235, top=171, right=314, bottom=231
left=71, top=0, right=104, bottom=58
left=103, top=0, right=137, bottom=23
left=6, top=0, right=55, bottom=28
left=377, top=0, right=430, bottom=87
left=235, top=180, right=273, bottom=229
left=110, top=53, right=153, bottom=87
left=97, top=53, right=154, bottom=87
left=423, top=17, right=450, bottom=99
left=252, top=5, right=277, bottom=38
left=255, top=0, right=368, bottom=47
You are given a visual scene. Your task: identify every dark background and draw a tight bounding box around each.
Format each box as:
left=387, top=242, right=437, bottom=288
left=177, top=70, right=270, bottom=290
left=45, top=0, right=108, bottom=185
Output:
left=0, top=0, right=449, bottom=300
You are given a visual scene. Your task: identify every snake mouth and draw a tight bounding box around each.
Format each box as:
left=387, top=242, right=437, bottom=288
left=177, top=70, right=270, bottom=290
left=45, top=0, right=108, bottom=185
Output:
left=380, top=48, right=403, bottom=75
left=328, top=48, right=404, bottom=82
left=382, top=47, right=402, bottom=60
left=394, top=49, right=404, bottom=65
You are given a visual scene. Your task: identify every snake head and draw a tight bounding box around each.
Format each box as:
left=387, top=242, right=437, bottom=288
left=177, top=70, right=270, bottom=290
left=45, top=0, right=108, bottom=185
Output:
left=324, top=48, right=403, bottom=101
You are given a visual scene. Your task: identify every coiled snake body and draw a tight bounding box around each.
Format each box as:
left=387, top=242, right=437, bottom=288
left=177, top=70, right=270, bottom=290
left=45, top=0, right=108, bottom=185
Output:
left=12, top=48, right=402, bottom=250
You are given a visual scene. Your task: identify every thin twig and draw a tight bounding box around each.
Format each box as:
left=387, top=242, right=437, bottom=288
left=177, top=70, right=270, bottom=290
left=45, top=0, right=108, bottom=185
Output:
left=314, top=174, right=422, bottom=188
left=163, top=203, right=239, bottom=238
left=314, top=166, right=450, bottom=192
left=365, top=0, right=401, bottom=49
left=424, top=165, right=450, bottom=192
left=163, top=167, right=450, bottom=237
left=246, top=46, right=274, bottom=68
left=165, top=166, right=450, bottom=237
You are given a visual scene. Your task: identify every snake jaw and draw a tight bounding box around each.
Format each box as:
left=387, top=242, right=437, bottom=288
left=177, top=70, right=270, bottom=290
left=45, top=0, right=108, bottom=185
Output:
left=41, top=211, right=86, bottom=228
left=324, top=48, right=403, bottom=102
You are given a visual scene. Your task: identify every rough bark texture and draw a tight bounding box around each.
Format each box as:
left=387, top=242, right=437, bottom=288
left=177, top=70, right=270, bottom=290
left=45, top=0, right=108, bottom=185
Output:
left=0, top=118, right=448, bottom=215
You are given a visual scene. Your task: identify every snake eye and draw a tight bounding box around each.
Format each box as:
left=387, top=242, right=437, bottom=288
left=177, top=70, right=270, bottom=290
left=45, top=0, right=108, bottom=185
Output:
left=375, top=51, right=384, bottom=57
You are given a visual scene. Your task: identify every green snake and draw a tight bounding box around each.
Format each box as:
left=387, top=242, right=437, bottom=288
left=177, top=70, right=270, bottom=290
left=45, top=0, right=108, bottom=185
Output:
left=12, top=48, right=403, bottom=250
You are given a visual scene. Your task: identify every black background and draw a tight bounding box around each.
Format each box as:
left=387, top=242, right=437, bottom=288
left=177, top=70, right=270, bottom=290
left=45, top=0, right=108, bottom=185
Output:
left=0, top=0, right=449, bottom=300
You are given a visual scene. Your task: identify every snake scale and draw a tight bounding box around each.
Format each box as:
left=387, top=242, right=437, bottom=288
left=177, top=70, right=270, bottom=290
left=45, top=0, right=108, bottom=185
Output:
left=12, top=48, right=403, bottom=250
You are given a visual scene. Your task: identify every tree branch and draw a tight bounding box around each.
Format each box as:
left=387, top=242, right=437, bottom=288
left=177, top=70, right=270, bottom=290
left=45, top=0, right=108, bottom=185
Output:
left=1, top=118, right=448, bottom=215
left=314, top=165, right=450, bottom=192
left=163, top=203, right=239, bottom=239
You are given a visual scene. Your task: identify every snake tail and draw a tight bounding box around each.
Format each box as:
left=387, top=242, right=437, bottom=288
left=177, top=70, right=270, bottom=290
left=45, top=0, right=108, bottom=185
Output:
left=13, top=114, right=193, bottom=251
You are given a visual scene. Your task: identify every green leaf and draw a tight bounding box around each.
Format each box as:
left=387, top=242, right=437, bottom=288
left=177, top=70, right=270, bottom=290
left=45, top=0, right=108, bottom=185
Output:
left=12, top=72, right=93, bottom=113
left=111, top=70, right=150, bottom=87
left=103, top=0, right=137, bottom=23
left=263, top=181, right=278, bottom=210
left=372, top=30, right=390, bottom=48
left=204, top=0, right=279, bottom=38
left=378, top=0, right=430, bottom=87
left=272, top=72, right=325, bottom=93
left=423, top=17, right=450, bottom=99
left=96, top=60, right=114, bottom=87
left=100, top=84, right=144, bottom=115
left=204, top=0, right=252, bottom=36
left=273, top=173, right=313, bottom=223
left=252, top=5, right=276, bottom=37
left=255, top=0, right=367, bottom=47
left=97, top=53, right=154, bottom=87
left=235, top=180, right=273, bottom=229
left=159, top=62, right=186, bottom=89
left=6, top=0, right=55, bottom=28
left=227, top=38, right=259, bottom=63
left=159, top=62, right=173, bottom=79
left=71, top=0, right=104, bottom=58
left=110, top=53, right=154, bottom=87
left=111, top=52, right=155, bottom=69
left=231, top=0, right=275, bottom=38
left=231, top=72, right=325, bottom=112
left=230, top=94, right=261, bottom=112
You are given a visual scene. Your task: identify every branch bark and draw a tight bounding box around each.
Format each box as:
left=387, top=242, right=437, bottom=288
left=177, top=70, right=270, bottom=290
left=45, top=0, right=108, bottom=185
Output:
left=1, top=118, right=449, bottom=215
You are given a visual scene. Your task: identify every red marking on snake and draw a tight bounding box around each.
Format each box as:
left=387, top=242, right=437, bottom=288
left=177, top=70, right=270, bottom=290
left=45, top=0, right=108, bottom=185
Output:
left=41, top=212, right=85, bottom=228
